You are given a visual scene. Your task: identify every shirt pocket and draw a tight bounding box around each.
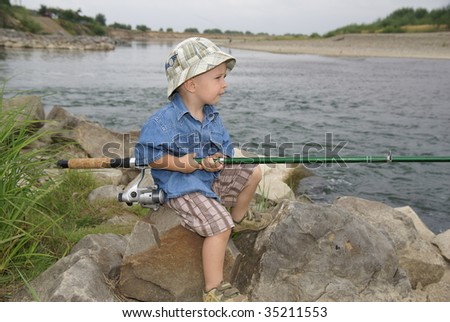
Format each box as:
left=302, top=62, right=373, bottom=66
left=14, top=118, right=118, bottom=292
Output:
left=173, top=132, right=201, bottom=155
left=206, top=131, right=224, bottom=155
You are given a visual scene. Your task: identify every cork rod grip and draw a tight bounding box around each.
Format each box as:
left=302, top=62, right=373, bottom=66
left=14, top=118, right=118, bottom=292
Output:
left=66, top=158, right=112, bottom=169
left=57, top=157, right=135, bottom=169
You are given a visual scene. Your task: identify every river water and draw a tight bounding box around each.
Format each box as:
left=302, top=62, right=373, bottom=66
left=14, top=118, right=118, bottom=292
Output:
left=1, top=41, right=449, bottom=233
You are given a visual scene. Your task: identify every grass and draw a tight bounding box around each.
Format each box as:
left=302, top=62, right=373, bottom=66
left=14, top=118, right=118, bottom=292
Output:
left=0, top=92, right=146, bottom=300
left=1, top=96, right=62, bottom=298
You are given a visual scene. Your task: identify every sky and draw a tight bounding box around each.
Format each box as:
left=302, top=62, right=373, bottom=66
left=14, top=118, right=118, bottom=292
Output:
left=16, top=0, right=450, bottom=35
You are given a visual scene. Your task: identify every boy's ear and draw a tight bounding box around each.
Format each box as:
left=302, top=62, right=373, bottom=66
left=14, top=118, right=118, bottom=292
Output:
left=182, top=79, right=196, bottom=93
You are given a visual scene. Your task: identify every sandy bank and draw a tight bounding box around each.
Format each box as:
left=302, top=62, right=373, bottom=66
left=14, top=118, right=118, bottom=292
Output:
left=226, top=33, right=450, bottom=60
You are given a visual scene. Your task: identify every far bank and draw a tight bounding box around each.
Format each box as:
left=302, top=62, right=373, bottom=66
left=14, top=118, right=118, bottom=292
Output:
left=223, top=32, right=450, bottom=60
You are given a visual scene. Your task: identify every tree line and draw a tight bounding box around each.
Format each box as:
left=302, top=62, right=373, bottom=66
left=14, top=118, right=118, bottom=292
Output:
left=325, top=6, right=450, bottom=37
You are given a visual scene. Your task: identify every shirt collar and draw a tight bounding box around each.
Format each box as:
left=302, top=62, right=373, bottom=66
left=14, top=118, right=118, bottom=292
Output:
left=172, top=92, right=219, bottom=122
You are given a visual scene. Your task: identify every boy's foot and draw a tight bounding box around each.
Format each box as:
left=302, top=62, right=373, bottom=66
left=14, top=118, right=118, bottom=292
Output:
left=233, top=210, right=272, bottom=233
left=203, top=282, right=248, bottom=302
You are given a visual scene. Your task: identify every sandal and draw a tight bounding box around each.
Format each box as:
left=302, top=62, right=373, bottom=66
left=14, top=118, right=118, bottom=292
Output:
left=233, top=209, right=272, bottom=233
left=203, top=282, right=248, bottom=302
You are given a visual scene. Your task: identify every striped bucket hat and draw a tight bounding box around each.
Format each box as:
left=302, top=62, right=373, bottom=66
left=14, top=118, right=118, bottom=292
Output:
left=165, top=37, right=236, bottom=99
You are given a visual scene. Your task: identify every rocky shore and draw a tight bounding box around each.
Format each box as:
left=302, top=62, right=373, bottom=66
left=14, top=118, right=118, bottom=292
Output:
left=5, top=96, right=450, bottom=302
left=0, top=29, right=115, bottom=50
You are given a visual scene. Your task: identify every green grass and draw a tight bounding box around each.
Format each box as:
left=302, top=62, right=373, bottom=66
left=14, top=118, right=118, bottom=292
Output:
left=1, top=95, right=62, bottom=298
left=0, top=91, right=145, bottom=300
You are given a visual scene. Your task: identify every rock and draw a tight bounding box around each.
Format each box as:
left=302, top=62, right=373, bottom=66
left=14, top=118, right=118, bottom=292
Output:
left=432, top=229, right=450, bottom=261
left=334, top=197, right=446, bottom=288
left=45, top=106, right=139, bottom=159
left=2, top=95, right=45, bottom=131
left=118, top=208, right=242, bottom=302
left=74, top=120, right=137, bottom=158
left=423, top=279, right=450, bottom=301
left=85, top=169, right=125, bottom=185
left=123, top=221, right=160, bottom=258
left=12, top=196, right=450, bottom=302
left=395, top=206, right=435, bottom=242
left=12, top=234, right=127, bottom=301
left=238, top=200, right=414, bottom=301
left=70, top=234, right=128, bottom=279
left=296, top=175, right=333, bottom=202
left=146, top=205, right=182, bottom=234
left=258, top=164, right=296, bottom=201
left=88, top=184, right=125, bottom=202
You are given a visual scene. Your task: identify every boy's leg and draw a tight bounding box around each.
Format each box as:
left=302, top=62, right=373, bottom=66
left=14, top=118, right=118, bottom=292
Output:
left=213, top=164, right=272, bottom=232
left=202, top=229, right=231, bottom=292
left=229, top=165, right=262, bottom=223
left=166, top=193, right=234, bottom=291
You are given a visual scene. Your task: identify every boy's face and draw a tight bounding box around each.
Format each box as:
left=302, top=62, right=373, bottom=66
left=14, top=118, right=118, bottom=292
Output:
left=191, top=62, right=228, bottom=105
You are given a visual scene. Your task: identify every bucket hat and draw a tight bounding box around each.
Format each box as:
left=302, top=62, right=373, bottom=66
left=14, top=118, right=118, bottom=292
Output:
left=165, top=37, right=236, bottom=99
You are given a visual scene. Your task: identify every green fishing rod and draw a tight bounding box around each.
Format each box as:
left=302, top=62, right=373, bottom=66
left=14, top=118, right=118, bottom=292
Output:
left=56, top=153, right=450, bottom=208
left=56, top=153, right=450, bottom=169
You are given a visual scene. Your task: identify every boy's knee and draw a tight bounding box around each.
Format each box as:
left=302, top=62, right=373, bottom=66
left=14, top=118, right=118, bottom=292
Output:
left=251, top=165, right=262, bottom=183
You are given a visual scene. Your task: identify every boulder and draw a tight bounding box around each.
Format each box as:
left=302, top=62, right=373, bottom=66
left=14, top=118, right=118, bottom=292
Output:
left=44, top=105, right=139, bottom=159
left=334, top=197, right=446, bottom=288
left=118, top=207, right=242, bottom=301
left=12, top=234, right=127, bottom=301
left=433, top=229, right=450, bottom=261
left=236, top=200, right=414, bottom=301
left=395, top=206, right=435, bottom=242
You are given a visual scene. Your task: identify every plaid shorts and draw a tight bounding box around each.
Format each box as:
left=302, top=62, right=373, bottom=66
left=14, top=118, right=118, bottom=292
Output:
left=166, top=164, right=256, bottom=237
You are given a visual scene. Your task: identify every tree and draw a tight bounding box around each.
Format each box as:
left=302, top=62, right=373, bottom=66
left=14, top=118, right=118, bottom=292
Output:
left=136, top=24, right=150, bottom=32
left=95, top=13, right=106, bottom=26
left=0, top=0, right=11, bottom=6
left=184, top=27, right=199, bottom=33
left=204, top=28, right=223, bottom=34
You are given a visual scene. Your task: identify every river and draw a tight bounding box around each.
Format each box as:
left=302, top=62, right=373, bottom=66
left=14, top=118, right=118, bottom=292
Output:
left=1, top=41, right=449, bottom=233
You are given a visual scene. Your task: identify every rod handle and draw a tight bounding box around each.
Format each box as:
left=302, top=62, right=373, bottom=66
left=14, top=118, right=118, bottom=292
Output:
left=57, top=157, right=135, bottom=169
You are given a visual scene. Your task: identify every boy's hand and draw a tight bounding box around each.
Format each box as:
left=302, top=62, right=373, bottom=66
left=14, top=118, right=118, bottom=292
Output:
left=201, top=152, right=224, bottom=172
left=179, top=153, right=203, bottom=173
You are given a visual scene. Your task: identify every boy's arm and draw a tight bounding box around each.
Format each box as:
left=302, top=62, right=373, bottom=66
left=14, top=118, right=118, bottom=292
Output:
left=149, top=153, right=203, bottom=174
left=150, top=153, right=225, bottom=173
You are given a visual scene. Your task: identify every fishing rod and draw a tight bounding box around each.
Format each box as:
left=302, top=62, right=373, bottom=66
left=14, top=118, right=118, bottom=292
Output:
left=56, top=153, right=450, bottom=209
left=56, top=153, right=450, bottom=169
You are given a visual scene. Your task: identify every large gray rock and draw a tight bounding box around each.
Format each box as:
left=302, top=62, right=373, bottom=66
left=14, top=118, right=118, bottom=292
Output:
left=13, top=234, right=127, bottom=301
left=433, top=229, right=450, bottom=261
left=118, top=208, right=241, bottom=302
left=237, top=200, right=415, bottom=301
left=45, top=105, right=139, bottom=159
left=335, top=197, right=446, bottom=288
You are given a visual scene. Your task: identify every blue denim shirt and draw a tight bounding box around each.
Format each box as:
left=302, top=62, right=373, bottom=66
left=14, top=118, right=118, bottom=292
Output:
left=134, top=93, right=234, bottom=200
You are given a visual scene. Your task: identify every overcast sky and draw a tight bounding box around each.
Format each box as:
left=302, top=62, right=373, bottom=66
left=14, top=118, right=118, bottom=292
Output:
left=17, top=0, right=450, bottom=35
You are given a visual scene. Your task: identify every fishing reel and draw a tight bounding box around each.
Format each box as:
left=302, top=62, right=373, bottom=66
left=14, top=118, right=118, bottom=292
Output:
left=117, top=168, right=165, bottom=209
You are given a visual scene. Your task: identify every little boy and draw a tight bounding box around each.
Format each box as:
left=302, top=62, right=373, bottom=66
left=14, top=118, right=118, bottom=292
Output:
left=135, top=37, right=272, bottom=302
